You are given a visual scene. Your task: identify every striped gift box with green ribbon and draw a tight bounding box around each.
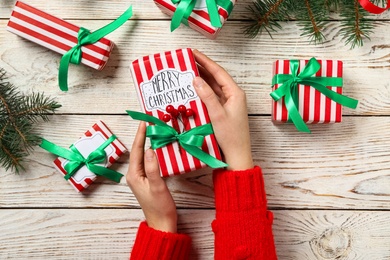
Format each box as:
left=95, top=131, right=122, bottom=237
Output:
left=155, top=0, right=236, bottom=39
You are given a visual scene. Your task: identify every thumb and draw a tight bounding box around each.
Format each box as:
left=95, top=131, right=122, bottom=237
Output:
left=144, top=148, right=162, bottom=182
left=193, top=77, right=223, bottom=113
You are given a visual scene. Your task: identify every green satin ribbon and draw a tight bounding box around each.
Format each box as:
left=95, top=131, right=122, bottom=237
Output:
left=127, top=110, right=227, bottom=168
left=271, top=58, right=358, bottom=133
left=59, top=6, right=133, bottom=91
left=40, top=135, right=123, bottom=182
left=170, top=0, right=233, bottom=31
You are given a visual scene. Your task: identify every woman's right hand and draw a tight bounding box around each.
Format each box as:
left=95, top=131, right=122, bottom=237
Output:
left=192, top=50, right=254, bottom=171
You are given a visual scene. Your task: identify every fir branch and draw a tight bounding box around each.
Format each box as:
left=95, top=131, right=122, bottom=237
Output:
left=244, top=0, right=386, bottom=48
left=305, top=0, right=320, bottom=33
left=0, top=87, right=12, bottom=114
left=339, top=0, right=374, bottom=48
left=0, top=67, right=61, bottom=173
left=0, top=141, right=25, bottom=172
left=295, top=0, right=327, bottom=44
left=11, top=120, right=27, bottom=143
left=353, top=0, right=364, bottom=46
left=0, top=79, right=28, bottom=144
left=0, top=122, right=8, bottom=140
left=324, top=0, right=341, bottom=10
left=244, top=0, right=288, bottom=38
left=15, top=92, right=61, bottom=122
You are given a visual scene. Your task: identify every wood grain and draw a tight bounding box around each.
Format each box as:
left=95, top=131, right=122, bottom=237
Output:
left=0, top=1, right=389, bottom=259
left=274, top=210, right=390, bottom=260
left=0, top=115, right=389, bottom=209
left=1, top=19, right=389, bottom=115
left=0, top=209, right=388, bottom=260
left=1, top=0, right=390, bottom=20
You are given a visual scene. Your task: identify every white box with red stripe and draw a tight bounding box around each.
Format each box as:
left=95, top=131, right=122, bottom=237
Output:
left=6, top=1, right=114, bottom=71
left=53, top=121, right=127, bottom=192
left=130, top=48, right=223, bottom=177
left=272, top=59, right=344, bottom=124
left=154, top=0, right=236, bottom=39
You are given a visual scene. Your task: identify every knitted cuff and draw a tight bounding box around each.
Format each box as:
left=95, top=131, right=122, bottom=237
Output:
left=213, top=166, right=268, bottom=212
left=130, top=221, right=192, bottom=260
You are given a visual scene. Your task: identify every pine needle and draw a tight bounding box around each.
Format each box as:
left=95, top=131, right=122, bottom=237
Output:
left=0, top=68, right=61, bottom=173
left=296, top=0, right=327, bottom=44
left=244, top=0, right=288, bottom=38
left=244, top=0, right=386, bottom=48
left=339, top=0, right=373, bottom=48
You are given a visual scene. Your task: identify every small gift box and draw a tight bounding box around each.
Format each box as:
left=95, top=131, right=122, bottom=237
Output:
left=40, top=121, right=127, bottom=192
left=7, top=1, right=114, bottom=71
left=129, top=48, right=225, bottom=177
left=155, top=0, right=236, bottom=39
left=271, top=58, right=358, bottom=133
left=6, top=1, right=132, bottom=91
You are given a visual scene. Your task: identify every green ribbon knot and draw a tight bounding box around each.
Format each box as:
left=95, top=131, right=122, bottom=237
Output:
left=40, top=135, right=123, bottom=182
left=170, top=0, right=233, bottom=31
left=59, top=6, right=133, bottom=91
left=271, top=58, right=358, bottom=133
left=127, top=110, right=227, bottom=169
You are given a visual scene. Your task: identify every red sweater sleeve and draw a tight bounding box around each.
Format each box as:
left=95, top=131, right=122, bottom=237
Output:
left=130, top=221, right=192, bottom=260
left=212, top=166, right=277, bottom=260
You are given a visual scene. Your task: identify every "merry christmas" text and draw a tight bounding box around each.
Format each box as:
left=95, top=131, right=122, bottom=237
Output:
left=145, top=70, right=196, bottom=109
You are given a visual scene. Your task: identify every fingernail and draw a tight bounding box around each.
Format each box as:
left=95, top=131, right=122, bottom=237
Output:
left=193, top=77, right=204, bottom=88
left=145, top=149, right=155, bottom=161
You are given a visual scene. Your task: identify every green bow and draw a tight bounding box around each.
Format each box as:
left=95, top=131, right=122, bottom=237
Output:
left=271, top=58, right=358, bottom=133
left=40, top=135, right=123, bottom=182
left=127, top=110, right=227, bottom=168
left=59, top=6, right=133, bottom=91
left=170, top=0, right=233, bottom=31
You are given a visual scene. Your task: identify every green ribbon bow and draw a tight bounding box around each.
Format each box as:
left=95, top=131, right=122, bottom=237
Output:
left=170, top=0, right=233, bottom=31
left=127, top=110, right=227, bottom=168
left=59, top=6, right=133, bottom=91
left=271, top=58, right=358, bottom=133
left=40, top=135, right=123, bottom=182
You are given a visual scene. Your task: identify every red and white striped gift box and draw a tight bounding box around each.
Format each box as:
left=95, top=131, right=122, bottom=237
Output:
left=6, top=1, right=114, bottom=71
left=53, top=121, right=127, bottom=192
left=154, top=0, right=236, bottom=39
left=272, top=59, right=343, bottom=124
left=130, top=48, right=222, bottom=177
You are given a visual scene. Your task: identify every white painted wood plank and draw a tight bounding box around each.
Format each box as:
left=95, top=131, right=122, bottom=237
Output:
left=0, top=3, right=388, bottom=260
left=1, top=0, right=389, bottom=20
left=0, top=209, right=389, bottom=259
left=0, top=115, right=389, bottom=209
left=1, top=20, right=388, bottom=115
left=273, top=210, right=390, bottom=260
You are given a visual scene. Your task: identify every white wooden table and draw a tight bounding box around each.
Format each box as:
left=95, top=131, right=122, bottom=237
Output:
left=1, top=1, right=389, bottom=259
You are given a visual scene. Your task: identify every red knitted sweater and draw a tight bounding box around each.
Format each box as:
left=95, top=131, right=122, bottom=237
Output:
left=130, top=166, right=277, bottom=259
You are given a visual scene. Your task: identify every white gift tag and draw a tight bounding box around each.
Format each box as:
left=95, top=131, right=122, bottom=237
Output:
left=61, top=132, right=114, bottom=182
left=140, top=69, right=197, bottom=112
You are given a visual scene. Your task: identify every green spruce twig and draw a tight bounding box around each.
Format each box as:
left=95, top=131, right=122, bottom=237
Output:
left=244, top=0, right=288, bottom=38
left=339, top=0, right=373, bottom=48
left=296, top=0, right=328, bottom=44
left=245, top=0, right=388, bottom=48
left=0, top=68, right=61, bottom=173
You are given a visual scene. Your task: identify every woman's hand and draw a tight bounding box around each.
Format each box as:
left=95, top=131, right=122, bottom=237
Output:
left=193, top=49, right=254, bottom=171
left=126, top=122, right=177, bottom=233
